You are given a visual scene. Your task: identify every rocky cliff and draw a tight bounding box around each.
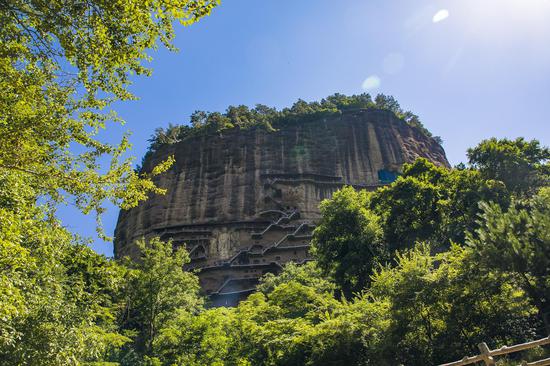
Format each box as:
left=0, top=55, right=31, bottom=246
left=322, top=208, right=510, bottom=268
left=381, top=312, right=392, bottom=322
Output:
left=114, top=108, right=449, bottom=306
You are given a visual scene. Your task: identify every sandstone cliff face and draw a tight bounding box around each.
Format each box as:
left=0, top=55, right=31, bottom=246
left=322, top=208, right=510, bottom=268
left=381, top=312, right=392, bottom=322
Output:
left=114, top=109, right=448, bottom=306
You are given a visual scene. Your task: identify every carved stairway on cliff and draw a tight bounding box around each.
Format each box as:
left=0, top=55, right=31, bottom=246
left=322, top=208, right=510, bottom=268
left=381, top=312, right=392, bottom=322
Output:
left=152, top=171, right=395, bottom=307
left=175, top=172, right=393, bottom=307
left=192, top=209, right=314, bottom=307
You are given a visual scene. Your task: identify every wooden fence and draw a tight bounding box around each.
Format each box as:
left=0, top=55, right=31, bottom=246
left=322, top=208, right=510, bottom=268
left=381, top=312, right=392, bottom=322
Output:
left=438, top=336, right=550, bottom=366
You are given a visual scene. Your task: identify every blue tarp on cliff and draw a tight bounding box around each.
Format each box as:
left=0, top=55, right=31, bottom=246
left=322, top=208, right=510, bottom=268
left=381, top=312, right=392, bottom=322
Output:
left=378, top=169, right=398, bottom=184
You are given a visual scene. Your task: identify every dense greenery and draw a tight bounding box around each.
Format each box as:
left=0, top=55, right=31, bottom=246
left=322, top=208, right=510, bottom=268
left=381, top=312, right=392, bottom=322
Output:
left=312, top=188, right=387, bottom=298
left=118, top=238, right=203, bottom=360
left=1, top=1, right=549, bottom=365
left=0, top=0, right=217, bottom=364
left=145, top=93, right=440, bottom=157
left=469, top=189, right=550, bottom=332
left=468, top=137, right=550, bottom=195
left=1, top=0, right=218, bottom=232
left=5, top=135, right=548, bottom=365
left=147, top=138, right=545, bottom=366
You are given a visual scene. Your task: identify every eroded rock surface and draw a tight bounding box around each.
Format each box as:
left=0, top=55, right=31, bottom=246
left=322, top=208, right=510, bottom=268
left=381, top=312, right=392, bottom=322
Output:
left=114, top=109, right=449, bottom=306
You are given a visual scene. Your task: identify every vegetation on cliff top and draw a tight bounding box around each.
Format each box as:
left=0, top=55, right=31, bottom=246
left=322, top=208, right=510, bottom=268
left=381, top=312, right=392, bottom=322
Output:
left=145, top=93, right=441, bottom=158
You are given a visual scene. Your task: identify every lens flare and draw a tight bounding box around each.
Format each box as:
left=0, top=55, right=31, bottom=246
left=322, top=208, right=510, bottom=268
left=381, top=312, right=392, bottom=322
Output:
left=432, top=9, right=450, bottom=23
left=361, top=75, right=381, bottom=91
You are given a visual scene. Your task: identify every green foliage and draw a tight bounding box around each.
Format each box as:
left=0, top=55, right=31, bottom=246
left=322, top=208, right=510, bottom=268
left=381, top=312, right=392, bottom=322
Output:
left=147, top=243, right=539, bottom=366
left=148, top=261, right=380, bottom=366
left=0, top=1, right=218, bottom=364
left=370, top=170, right=443, bottom=251
left=311, top=157, right=512, bottom=299
left=0, top=235, right=206, bottom=366
left=153, top=307, right=237, bottom=366
left=211, top=267, right=356, bottom=366
left=369, top=158, right=510, bottom=252
left=303, top=141, right=548, bottom=364
left=468, top=137, right=550, bottom=195
left=468, top=187, right=550, bottom=332
left=1, top=0, right=218, bottom=236
left=144, top=93, right=438, bottom=160
left=119, top=238, right=203, bottom=358
left=257, top=261, right=336, bottom=295
left=370, top=244, right=538, bottom=365
left=312, top=187, right=388, bottom=298
left=0, top=179, right=128, bottom=364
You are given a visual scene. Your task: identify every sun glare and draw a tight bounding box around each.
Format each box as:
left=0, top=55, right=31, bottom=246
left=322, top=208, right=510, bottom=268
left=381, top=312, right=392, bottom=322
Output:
left=459, top=0, right=550, bottom=40
left=432, top=9, right=449, bottom=23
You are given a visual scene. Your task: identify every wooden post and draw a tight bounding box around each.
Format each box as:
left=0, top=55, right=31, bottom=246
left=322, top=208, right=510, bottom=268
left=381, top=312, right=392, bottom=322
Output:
left=438, top=337, right=550, bottom=366
left=478, top=342, right=496, bottom=366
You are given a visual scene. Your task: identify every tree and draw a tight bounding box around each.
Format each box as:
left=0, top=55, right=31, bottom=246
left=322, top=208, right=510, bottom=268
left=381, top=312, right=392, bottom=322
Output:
left=1, top=2, right=218, bottom=363
left=468, top=138, right=550, bottom=195
left=374, top=94, right=401, bottom=113
left=370, top=158, right=510, bottom=251
left=0, top=169, right=131, bottom=365
left=436, top=166, right=509, bottom=245
left=0, top=0, right=219, bottom=233
left=190, top=110, right=208, bottom=129
left=312, top=186, right=388, bottom=298
left=153, top=307, right=240, bottom=366
left=152, top=260, right=360, bottom=366
left=468, top=187, right=550, bottom=333
left=145, top=93, right=436, bottom=155
left=227, top=267, right=345, bottom=366
left=257, top=261, right=335, bottom=295
left=0, top=204, right=129, bottom=365
left=369, top=245, right=538, bottom=366
left=119, top=238, right=203, bottom=357
left=370, top=173, right=442, bottom=252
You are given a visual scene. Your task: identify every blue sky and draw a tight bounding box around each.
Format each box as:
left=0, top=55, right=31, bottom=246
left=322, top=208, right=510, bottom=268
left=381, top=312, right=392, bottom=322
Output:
left=59, top=0, right=550, bottom=256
